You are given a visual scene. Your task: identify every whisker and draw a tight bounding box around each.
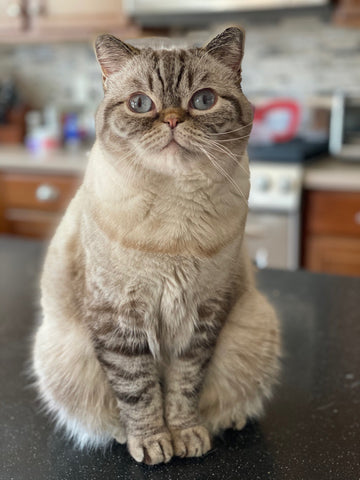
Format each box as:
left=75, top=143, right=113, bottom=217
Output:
left=206, top=122, right=253, bottom=136
left=210, top=134, right=251, bottom=143
left=206, top=140, right=250, bottom=177
left=199, top=146, right=248, bottom=206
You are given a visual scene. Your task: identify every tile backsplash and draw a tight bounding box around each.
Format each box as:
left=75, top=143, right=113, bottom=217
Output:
left=241, top=16, right=360, bottom=96
left=0, top=42, right=103, bottom=112
left=0, top=16, right=360, bottom=113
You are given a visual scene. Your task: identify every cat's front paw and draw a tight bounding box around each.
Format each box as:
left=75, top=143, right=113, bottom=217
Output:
left=127, top=430, right=173, bottom=465
left=170, top=425, right=211, bottom=458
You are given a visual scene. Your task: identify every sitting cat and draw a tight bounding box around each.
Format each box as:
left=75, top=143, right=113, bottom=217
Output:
left=32, top=27, right=281, bottom=465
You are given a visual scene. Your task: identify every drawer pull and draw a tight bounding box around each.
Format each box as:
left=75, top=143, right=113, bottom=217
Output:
left=355, top=212, right=360, bottom=225
left=36, top=184, right=59, bottom=202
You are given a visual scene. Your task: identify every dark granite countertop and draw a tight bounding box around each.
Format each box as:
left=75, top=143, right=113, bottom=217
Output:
left=1, top=236, right=359, bottom=480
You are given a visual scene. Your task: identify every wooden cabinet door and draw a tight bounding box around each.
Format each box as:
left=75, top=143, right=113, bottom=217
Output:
left=0, top=171, right=80, bottom=239
left=305, top=235, right=360, bottom=277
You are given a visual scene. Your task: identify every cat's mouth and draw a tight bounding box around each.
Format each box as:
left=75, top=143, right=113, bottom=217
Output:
left=161, top=139, right=181, bottom=152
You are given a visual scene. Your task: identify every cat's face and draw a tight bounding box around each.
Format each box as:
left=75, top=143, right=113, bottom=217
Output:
left=95, top=28, right=253, bottom=178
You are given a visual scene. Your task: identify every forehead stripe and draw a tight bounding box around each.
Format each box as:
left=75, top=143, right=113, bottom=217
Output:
left=175, top=65, right=185, bottom=90
left=156, top=66, right=165, bottom=93
left=222, top=95, right=242, bottom=121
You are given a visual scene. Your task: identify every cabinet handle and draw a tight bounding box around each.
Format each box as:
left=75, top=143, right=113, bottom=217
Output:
left=355, top=212, right=360, bottom=225
left=36, top=184, right=59, bottom=202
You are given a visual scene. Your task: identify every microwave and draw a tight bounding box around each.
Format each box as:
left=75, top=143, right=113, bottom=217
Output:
left=329, top=92, right=360, bottom=161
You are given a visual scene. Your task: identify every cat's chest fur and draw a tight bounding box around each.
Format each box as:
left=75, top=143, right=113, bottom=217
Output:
left=82, top=219, right=240, bottom=358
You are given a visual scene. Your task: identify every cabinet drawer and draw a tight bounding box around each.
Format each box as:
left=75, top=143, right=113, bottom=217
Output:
left=304, top=190, right=360, bottom=236
left=2, top=173, right=80, bottom=212
left=5, top=209, right=61, bottom=239
left=304, top=235, right=360, bottom=277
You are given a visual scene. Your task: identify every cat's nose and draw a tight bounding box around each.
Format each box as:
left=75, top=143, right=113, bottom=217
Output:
left=165, top=114, right=178, bottom=129
left=164, top=113, right=179, bottom=129
left=161, top=108, right=185, bottom=129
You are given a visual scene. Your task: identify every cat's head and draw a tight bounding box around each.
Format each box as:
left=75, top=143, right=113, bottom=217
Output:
left=95, top=27, right=253, bottom=178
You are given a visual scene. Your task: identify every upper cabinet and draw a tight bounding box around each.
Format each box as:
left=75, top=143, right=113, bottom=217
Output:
left=0, top=0, right=140, bottom=42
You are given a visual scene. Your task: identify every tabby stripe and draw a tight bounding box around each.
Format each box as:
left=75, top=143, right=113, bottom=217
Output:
left=147, top=73, right=153, bottom=91
left=175, top=65, right=185, bottom=89
left=199, top=72, right=210, bottom=84
left=94, top=336, right=150, bottom=356
left=222, top=95, right=242, bottom=121
left=187, top=69, right=193, bottom=89
left=180, top=382, right=203, bottom=399
left=156, top=67, right=165, bottom=92
left=98, top=356, right=144, bottom=380
left=103, top=101, right=124, bottom=118
left=116, top=380, right=156, bottom=405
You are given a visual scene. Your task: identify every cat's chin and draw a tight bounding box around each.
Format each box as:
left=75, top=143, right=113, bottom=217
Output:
left=142, top=143, right=196, bottom=176
left=161, top=139, right=180, bottom=154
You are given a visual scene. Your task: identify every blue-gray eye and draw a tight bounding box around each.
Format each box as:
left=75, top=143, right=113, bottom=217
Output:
left=191, top=89, right=216, bottom=110
left=129, top=93, right=153, bottom=113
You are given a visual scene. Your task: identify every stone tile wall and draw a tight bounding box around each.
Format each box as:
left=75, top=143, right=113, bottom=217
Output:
left=0, top=16, right=359, bottom=112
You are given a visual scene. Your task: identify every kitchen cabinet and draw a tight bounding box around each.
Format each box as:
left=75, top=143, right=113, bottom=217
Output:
left=0, top=171, right=80, bottom=238
left=302, top=189, right=360, bottom=276
left=0, top=0, right=140, bottom=42
left=333, top=0, right=360, bottom=27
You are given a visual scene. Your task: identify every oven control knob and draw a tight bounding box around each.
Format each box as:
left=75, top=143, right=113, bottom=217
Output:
left=278, top=177, right=293, bottom=193
left=253, top=175, right=271, bottom=192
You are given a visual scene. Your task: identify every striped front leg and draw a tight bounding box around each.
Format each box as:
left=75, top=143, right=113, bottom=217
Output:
left=91, top=320, right=173, bottom=465
left=165, top=303, right=224, bottom=458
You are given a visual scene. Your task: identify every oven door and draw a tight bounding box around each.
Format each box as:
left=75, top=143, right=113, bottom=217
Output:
left=245, top=210, right=300, bottom=270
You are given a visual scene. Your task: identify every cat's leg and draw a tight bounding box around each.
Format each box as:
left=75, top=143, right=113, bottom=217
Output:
left=33, top=315, right=125, bottom=449
left=199, top=288, right=281, bottom=435
left=164, top=301, right=227, bottom=458
left=90, top=319, right=173, bottom=465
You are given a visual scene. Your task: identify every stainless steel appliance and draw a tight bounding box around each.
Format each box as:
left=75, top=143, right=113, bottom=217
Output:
left=246, top=162, right=303, bottom=270
left=329, top=91, right=360, bottom=161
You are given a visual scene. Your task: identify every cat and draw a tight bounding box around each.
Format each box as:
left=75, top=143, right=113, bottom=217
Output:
left=32, top=27, right=281, bottom=465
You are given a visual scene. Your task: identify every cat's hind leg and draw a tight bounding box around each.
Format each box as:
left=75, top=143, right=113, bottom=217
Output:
left=199, top=289, right=281, bottom=435
left=33, top=315, right=125, bottom=449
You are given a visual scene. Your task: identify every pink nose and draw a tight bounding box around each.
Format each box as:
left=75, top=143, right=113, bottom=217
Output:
left=164, top=114, right=179, bottom=129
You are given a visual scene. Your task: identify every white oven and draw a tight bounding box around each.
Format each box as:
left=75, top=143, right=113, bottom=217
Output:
left=245, top=162, right=303, bottom=270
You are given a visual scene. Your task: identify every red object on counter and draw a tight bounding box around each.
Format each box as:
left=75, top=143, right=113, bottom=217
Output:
left=253, top=99, right=301, bottom=143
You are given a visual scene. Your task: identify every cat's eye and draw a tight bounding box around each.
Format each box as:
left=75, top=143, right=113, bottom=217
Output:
left=128, top=93, right=153, bottom=113
left=190, top=89, right=216, bottom=111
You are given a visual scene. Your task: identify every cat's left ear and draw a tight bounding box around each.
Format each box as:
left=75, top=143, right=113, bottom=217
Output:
left=204, top=27, right=245, bottom=80
left=95, top=34, right=139, bottom=89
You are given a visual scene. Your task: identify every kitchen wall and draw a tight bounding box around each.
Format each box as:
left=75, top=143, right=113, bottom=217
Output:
left=0, top=15, right=360, bottom=111
left=241, top=15, right=360, bottom=96
left=0, top=42, right=103, bottom=112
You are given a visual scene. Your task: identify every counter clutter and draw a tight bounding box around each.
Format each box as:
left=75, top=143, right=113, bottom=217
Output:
left=0, top=236, right=359, bottom=480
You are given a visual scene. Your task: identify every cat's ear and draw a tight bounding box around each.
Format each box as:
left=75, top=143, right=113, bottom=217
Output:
left=204, top=27, right=245, bottom=79
left=95, top=34, right=139, bottom=88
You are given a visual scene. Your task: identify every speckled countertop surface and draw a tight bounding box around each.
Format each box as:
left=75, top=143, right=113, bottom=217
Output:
left=1, top=236, right=359, bottom=480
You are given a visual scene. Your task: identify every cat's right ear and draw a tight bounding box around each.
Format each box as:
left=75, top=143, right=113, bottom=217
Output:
left=95, top=34, right=139, bottom=90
